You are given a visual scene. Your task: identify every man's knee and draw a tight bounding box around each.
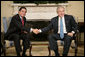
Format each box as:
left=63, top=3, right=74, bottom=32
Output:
left=65, top=35, right=72, bottom=40
left=23, top=34, right=30, bottom=38
left=48, top=34, right=55, bottom=40
left=11, top=34, right=20, bottom=40
left=48, top=34, right=52, bottom=39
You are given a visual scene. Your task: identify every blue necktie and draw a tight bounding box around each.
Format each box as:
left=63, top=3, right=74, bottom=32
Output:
left=60, top=18, right=64, bottom=39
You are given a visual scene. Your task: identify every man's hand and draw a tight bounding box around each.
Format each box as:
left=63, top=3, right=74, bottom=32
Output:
left=32, top=29, right=40, bottom=34
left=23, top=31, right=28, bottom=34
left=67, top=32, right=74, bottom=37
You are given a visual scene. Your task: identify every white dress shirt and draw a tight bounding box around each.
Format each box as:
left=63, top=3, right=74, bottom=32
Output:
left=58, top=16, right=67, bottom=34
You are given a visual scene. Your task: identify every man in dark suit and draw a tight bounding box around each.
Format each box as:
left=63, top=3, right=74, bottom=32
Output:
left=34, top=6, right=78, bottom=56
left=4, top=7, right=37, bottom=56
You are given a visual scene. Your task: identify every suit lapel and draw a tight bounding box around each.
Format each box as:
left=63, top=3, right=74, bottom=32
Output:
left=17, top=14, right=26, bottom=25
left=64, top=15, right=67, bottom=25
left=55, top=16, right=58, bottom=25
left=64, top=15, right=68, bottom=31
left=54, top=16, right=58, bottom=31
left=56, top=16, right=59, bottom=26
left=64, top=15, right=69, bottom=26
left=17, top=14, right=22, bottom=23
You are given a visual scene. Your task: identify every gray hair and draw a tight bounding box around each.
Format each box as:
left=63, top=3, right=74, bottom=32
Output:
left=57, top=6, right=65, bottom=12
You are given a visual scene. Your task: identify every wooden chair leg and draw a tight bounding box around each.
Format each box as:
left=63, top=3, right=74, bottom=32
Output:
left=1, top=43, right=6, bottom=56
left=29, top=45, right=32, bottom=56
left=3, top=35, right=6, bottom=56
left=48, top=45, right=51, bottom=56
left=2, top=41, right=6, bottom=56
left=1, top=32, right=6, bottom=56
left=3, top=45, right=6, bottom=56
left=74, top=40, right=78, bottom=56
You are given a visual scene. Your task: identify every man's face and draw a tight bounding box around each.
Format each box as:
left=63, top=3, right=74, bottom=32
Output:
left=57, top=8, right=65, bottom=17
left=19, top=9, right=27, bottom=17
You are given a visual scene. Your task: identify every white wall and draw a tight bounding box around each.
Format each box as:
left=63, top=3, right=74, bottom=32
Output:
left=1, top=1, right=84, bottom=22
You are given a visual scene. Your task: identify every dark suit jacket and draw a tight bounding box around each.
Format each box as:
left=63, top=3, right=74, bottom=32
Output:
left=5, top=14, right=30, bottom=39
left=41, top=14, right=78, bottom=34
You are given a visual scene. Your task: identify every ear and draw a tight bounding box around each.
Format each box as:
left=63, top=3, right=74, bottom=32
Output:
left=18, top=11, right=20, bottom=13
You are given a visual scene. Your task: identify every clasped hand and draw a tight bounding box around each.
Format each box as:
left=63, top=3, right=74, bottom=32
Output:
left=32, top=29, right=40, bottom=34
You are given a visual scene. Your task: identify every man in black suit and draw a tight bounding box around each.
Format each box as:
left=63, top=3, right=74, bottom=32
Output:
left=4, top=7, right=38, bottom=56
left=34, top=6, right=78, bottom=56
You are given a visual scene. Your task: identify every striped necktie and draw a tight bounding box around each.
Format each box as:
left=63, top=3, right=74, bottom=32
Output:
left=22, top=17, right=24, bottom=26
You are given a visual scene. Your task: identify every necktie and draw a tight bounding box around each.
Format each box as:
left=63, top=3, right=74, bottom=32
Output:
left=60, top=18, right=64, bottom=39
left=22, top=17, right=24, bottom=26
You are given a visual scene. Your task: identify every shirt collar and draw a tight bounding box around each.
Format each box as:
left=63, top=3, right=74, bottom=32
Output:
left=19, top=14, right=23, bottom=20
left=59, top=16, right=64, bottom=19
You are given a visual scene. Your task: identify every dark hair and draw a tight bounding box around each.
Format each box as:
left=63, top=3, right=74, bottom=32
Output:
left=19, top=7, right=27, bottom=11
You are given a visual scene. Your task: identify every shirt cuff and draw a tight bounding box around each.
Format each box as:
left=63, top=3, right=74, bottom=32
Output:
left=30, top=28, right=33, bottom=32
left=39, top=29, right=42, bottom=33
left=71, top=31, right=75, bottom=34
